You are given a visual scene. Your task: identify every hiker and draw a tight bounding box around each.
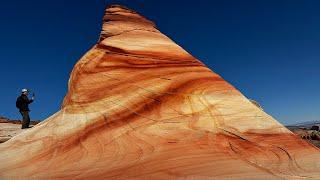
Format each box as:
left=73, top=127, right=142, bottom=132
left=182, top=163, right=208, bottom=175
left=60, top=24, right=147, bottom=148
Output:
left=16, top=89, right=35, bottom=129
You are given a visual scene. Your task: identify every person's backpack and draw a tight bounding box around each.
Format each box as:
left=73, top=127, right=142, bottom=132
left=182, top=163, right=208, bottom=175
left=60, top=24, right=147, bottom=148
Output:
left=16, top=97, right=22, bottom=109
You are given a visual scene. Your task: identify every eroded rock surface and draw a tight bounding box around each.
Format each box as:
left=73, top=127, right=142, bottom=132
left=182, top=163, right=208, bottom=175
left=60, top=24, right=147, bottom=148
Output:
left=1, top=5, right=319, bottom=179
left=0, top=123, right=22, bottom=143
left=0, top=117, right=38, bottom=143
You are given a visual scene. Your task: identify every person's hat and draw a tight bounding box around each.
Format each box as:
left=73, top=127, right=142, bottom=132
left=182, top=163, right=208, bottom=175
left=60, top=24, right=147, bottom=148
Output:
left=21, top=89, right=28, bottom=93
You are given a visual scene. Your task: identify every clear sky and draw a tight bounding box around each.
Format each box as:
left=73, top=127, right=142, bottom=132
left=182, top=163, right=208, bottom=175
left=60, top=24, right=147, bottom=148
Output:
left=0, top=0, right=319, bottom=125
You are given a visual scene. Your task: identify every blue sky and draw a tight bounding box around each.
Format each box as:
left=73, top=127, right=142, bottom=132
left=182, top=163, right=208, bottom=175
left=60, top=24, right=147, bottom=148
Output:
left=0, top=0, right=319, bottom=125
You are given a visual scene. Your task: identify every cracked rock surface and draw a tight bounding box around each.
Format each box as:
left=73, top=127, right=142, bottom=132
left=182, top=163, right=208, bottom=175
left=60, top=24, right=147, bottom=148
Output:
left=1, top=4, right=319, bottom=179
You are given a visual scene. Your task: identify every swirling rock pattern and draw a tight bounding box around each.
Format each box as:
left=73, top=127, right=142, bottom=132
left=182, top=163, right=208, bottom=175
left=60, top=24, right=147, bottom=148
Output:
left=1, top=5, right=319, bottom=179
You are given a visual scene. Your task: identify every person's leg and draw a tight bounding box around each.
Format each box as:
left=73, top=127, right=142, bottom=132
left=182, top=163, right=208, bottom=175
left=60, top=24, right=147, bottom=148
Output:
left=21, top=111, right=29, bottom=129
left=20, top=111, right=25, bottom=128
left=26, top=111, right=30, bottom=128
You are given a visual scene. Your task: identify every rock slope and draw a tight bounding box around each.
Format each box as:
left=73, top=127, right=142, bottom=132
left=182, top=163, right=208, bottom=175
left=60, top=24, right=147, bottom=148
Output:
left=0, top=117, right=39, bottom=143
left=0, top=5, right=319, bottom=179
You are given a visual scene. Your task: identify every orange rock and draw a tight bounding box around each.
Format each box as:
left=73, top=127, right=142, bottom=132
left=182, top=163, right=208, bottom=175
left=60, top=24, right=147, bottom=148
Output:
left=1, top=5, right=319, bottom=179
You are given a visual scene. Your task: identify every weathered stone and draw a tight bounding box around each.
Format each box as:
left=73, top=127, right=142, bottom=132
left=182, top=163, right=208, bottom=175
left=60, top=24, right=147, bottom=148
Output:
left=0, top=4, right=319, bottom=179
left=311, top=125, right=319, bottom=131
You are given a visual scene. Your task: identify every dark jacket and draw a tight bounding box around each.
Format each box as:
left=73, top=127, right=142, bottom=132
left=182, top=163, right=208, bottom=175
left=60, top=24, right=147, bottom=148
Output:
left=16, top=94, right=33, bottom=112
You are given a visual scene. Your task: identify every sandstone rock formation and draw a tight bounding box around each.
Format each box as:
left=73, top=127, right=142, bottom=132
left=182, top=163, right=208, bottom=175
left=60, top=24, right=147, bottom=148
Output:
left=0, top=124, right=23, bottom=143
left=249, top=99, right=263, bottom=110
left=1, top=5, right=319, bottom=179
left=0, top=116, right=39, bottom=143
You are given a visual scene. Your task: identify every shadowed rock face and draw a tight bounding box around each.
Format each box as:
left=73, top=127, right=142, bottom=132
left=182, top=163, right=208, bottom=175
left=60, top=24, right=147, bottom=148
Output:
left=1, top=5, right=319, bottom=179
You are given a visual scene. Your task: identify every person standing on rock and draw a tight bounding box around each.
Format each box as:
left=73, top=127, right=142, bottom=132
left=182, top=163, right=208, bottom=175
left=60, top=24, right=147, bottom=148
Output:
left=16, top=89, right=35, bottom=129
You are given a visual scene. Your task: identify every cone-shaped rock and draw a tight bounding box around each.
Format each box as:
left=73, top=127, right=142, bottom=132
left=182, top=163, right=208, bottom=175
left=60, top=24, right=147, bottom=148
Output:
left=1, top=5, right=319, bottom=179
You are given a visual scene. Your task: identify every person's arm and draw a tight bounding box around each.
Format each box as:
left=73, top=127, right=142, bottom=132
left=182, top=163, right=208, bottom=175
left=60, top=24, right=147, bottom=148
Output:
left=23, top=96, right=33, bottom=104
left=30, top=93, right=35, bottom=102
left=28, top=95, right=34, bottom=104
left=28, top=99, right=34, bottom=104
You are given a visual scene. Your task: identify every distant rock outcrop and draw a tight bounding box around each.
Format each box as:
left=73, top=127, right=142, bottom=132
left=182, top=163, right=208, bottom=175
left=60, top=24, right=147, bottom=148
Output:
left=0, top=5, right=319, bottom=179
left=287, top=123, right=320, bottom=148
left=0, top=116, right=40, bottom=125
left=311, top=125, right=320, bottom=131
